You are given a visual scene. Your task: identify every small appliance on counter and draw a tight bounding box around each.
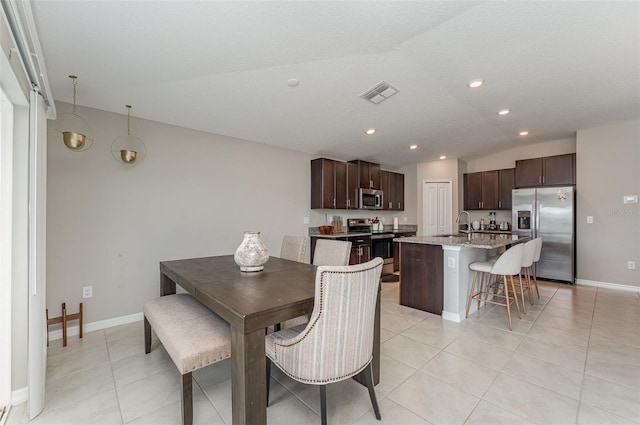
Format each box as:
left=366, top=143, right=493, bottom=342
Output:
left=488, top=211, right=497, bottom=230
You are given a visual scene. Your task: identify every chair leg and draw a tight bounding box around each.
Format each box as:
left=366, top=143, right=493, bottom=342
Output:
left=181, top=372, right=193, bottom=425
left=512, top=275, right=522, bottom=319
left=364, top=363, right=382, bottom=420
left=526, top=267, right=534, bottom=305
left=532, top=265, right=540, bottom=298
left=517, top=269, right=527, bottom=314
left=465, top=271, right=478, bottom=318
left=320, top=385, right=327, bottom=425
left=504, top=275, right=513, bottom=331
left=266, top=357, right=272, bottom=407
left=476, top=272, right=484, bottom=311
left=144, top=316, right=151, bottom=354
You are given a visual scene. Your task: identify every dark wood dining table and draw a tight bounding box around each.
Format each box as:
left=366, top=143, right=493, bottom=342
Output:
left=159, top=255, right=380, bottom=425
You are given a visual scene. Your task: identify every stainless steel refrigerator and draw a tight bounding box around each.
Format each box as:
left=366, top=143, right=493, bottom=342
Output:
left=512, top=187, right=575, bottom=283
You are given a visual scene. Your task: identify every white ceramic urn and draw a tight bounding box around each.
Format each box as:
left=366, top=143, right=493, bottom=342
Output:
left=234, top=231, right=270, bottom=272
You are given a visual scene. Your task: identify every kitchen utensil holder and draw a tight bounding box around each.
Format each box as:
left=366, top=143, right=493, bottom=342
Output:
left=46, top=302, right=83, bottom=347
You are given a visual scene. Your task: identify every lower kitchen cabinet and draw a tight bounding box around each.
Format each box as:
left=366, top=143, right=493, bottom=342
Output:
left=399, top=243, right=443, bottom=315
left=310, top=235, right=371, bottom=265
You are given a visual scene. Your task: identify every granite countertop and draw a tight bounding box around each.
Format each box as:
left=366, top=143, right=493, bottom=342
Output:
left=394, top=233, right=528, bottom=249
left=309, top=225, right=417, bottom=239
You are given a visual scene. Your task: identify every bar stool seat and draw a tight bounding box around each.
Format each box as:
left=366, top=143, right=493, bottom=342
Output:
left=466, top=243, right=525, bottom=330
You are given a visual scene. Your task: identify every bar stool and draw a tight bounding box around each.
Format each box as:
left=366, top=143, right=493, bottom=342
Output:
left=529, top=238, right=543, bottom=299
left=465, top=243, right=524, bottom=330
left=512, top=239, right=538, bottom=312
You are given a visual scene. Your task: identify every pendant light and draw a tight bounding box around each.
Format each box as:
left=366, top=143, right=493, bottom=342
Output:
left=55, top=75, right=94, bottom=151
left=111, top=105, right=146, bottom=165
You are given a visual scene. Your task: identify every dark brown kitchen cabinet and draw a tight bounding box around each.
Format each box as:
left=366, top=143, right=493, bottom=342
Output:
left=465, top=169, right=513, bottom=210
left=498, top=168, right=515, bottom=210
left=346, top=162, right=358, bottom=209
left=310, top=235, right=370, bottom=265
left=543, top=154, right=575, bottom=186
left=464, top=171, right=498, bottom=210
left=380, top=170, right=405, bottom=210
left=392, top=172, right=404, bottom=210
left=399, top=242, right=443, bottom=315
left=515, top=153, right=575, bottom=188
left=351, top=160, right=380, bottom=189
left=379, top=170, right=390, bottom=209
left=311, top=158, right=352, bottom=209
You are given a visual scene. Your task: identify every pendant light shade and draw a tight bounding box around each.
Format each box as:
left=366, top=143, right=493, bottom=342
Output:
left=55, top=75, right=94, bottom=151
left=111, top=105, right=146, bottom=165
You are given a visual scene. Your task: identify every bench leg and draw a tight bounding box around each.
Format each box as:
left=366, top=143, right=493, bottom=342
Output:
left=144, top=316, right=151, bottom=354
left=181, top=372, right=193, bottom=425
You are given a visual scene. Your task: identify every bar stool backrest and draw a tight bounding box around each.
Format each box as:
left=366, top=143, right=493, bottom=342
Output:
left=532, top=238, right=543, bottom=262
left=521, top=239, right=537, bottom=268
left=491, top=243, right=525, bottom=276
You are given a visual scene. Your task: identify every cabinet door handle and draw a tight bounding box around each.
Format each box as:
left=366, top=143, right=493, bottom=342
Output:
left=539, top=176, right=542, bottom=184
left=499, top=201, right=502, bottom=208
left=398, top=202, right=401, bottom=209
left=333, top=198, right=336, bottom=208
left=542, top=175, right=545, bottom=184
left=347, top=199, right=350, bottom=208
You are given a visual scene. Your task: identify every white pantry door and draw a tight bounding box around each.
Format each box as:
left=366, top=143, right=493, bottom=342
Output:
left=423, top=180, right=452, bottom=235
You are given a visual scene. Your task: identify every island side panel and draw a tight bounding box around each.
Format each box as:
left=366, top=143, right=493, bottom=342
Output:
left=399, top=243, right=444, bottom=315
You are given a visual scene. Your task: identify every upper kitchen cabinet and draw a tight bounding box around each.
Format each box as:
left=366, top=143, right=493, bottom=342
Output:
left=515, top=153, right=575, bottom=187
left=311, top=158, right=359, bottom=209
left=498, top=168, right=515, bottom=210
left=346, top=162, right=358, bottom=210
left=350, top=160, right=380, bottom=189
left=379, top=170, right=405, bottom=210
left=464, top=170, right=499, bottom=210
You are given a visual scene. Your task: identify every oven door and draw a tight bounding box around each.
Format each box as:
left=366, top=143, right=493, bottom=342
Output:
left=371, top=236, right=393, bottom=259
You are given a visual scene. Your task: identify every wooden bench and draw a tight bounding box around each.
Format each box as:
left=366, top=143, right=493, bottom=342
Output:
left=144, top=294, right=230, bottom=425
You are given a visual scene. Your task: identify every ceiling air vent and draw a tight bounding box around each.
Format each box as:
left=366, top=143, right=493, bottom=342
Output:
left=360, top=81, right=399, bottom=104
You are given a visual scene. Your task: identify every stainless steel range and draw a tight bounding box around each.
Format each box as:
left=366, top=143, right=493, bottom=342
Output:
left=348, top=218, right=395, bottom=276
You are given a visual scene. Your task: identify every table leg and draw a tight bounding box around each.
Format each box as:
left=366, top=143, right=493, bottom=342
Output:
left=231, top=327, right=267, bottom=425
left=160, top=273, right=176, bottom=296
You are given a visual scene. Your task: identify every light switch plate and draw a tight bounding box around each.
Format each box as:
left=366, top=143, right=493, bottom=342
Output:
left=623, top=195, right=638, bottom=204
left=586, top=216, right=594, bottom=224
left=303, top=217, right=309, bottom=224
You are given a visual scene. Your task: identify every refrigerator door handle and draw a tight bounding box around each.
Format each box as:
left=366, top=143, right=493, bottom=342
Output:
left=534, top=199, right=540, bottom=238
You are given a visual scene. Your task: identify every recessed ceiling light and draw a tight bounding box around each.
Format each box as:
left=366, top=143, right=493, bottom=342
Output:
left=286, top=78, right=300, bottom=88
left=439, top=156, right=447, bottom=160
left=497, top=109, right=511, bottom=116
left=409, top=144, right=418, bottom=150
left=365, top=128, right=376, bottom=135
left=467, top=79, right=484, bottom=88
left=519, top=131, right=529, bottom=136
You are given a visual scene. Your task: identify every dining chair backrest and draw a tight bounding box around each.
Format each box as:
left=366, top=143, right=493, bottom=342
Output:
left=532, top=237, right=543, bottom=262
left=312, top=239, right=352, bottom=266
left=521, top=239, right=537, bottom=268
left=281, top=235, right=306, bottom=263
left=269, top=257, right=383, bottom=383
left=491, top=243, right=525, bottom=276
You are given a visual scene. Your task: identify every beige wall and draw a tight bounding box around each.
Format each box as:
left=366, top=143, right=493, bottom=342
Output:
left=47, top=103, right=313, bottom=324
left=576, top=119, right=639, bottom=287
left=465, top=137, right=576, bottom=172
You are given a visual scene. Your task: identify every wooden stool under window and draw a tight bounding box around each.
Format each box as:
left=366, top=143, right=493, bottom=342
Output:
left=465, top=243, right=524, bottom=330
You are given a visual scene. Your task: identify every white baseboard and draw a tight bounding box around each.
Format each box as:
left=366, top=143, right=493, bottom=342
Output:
left=11, top=387, right=27, bottom=405
left=575, top=279, right=640, bottom=293
left=48, top=312, right=143, bottom=341
left=441, top=311, right=461, bottom=323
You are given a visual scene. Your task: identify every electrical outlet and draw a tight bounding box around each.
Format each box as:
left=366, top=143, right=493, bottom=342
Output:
left=586, top=216, right=594, bottom=224
left=303, top=216, right=309, bottom=224
left=403, top=217, right=407, bottom=223
left=628, top=261, right=636, bottom=270
left=82, top=286, right=93, bottom=299
left=447, top=257, right=455, bottom=268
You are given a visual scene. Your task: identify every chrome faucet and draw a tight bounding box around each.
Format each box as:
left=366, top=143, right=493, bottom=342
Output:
left=456, top=210, right=471, bottom=233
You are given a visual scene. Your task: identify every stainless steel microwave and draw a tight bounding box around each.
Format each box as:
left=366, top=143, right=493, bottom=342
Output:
left=358, top=188, right=384, bottom=210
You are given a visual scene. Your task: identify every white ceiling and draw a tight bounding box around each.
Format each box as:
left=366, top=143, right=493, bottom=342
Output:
left=32, top=1, right=640, bottom=169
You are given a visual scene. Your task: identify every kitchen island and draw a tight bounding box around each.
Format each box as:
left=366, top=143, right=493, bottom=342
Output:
left=394, top=233, right=527, bottom=322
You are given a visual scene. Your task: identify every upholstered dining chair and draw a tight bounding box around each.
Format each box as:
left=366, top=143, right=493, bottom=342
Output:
left=312, top=239, right=352, bottom=266
left=266, top=257, right=384, bottom=425
left=530, top=237, right=543, bottom=298
left=281, top=235, right=307, bottom=262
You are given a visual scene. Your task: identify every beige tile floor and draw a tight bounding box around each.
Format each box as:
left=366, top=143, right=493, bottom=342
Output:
left=6, top=281, right=640, bottom=425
